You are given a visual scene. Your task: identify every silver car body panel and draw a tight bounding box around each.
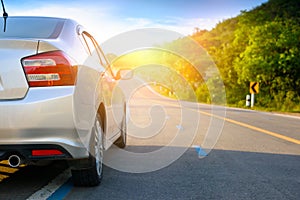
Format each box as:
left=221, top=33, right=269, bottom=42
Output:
left=0, top=40, right=36, bottom=99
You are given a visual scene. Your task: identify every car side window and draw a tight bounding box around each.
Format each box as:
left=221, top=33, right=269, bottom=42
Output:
left=80, top=32, right=96, bottom=56
left=78, top=30, right=116, bottom=78
left=81, top=31, right=109, bottom=68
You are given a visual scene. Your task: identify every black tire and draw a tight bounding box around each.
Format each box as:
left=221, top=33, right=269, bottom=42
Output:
left=114, top=111, right=127, bottom=148
left=72, top=114, right=104, bottom=187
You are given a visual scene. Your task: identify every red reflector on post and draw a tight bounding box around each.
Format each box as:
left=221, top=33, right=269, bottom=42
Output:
left=32, top=149, right=64, bottom=156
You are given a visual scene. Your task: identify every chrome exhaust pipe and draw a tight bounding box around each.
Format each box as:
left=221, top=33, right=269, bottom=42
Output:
left=8, top=155, right=22, bottom=168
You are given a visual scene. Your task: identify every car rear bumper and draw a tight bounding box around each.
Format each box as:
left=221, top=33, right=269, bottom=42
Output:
left=0, top=86, right=90, bottom=160
left=0, top=144, right=72, bottom=161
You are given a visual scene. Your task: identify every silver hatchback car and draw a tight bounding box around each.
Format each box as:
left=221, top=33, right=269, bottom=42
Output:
left=0, top=16, right=127, bottom=186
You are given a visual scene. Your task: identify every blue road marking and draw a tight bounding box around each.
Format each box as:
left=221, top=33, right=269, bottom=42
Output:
left=194, top=146, right=207, bottom=157
left=47, top=178, right=73, bottom=200
left=176, top=125, right=184, bottom=130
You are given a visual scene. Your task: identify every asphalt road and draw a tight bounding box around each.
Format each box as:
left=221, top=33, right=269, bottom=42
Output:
left=0, top=88, right=299, bottom=200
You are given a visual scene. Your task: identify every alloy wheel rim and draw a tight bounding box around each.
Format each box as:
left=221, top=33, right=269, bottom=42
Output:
left=94, top=118, right=103, bottom=176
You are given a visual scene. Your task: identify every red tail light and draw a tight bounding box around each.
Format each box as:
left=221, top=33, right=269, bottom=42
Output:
left=22, top=51, right=78, bottom=87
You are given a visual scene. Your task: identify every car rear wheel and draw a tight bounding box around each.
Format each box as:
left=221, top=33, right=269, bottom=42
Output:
left=72, top=114, right=104, bottom=187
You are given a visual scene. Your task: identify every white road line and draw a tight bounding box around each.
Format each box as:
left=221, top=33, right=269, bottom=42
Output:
left=26, top=169, right=71, bottom=200
left=270, top=112, right=300, bottom=120
left=197, top=103, right=300, bottom=119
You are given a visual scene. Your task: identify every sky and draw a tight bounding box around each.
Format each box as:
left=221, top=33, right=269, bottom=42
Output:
left=4, top=0, right=268, bottom=42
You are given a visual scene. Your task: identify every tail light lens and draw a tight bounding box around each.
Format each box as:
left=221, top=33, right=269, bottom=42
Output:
left=32, top=149, right=64, bottom=156
left=22, top=51, right=78, bottom=87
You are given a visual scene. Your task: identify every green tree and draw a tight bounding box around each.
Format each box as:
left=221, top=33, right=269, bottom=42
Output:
left=234, top=19, right=300, bottom=109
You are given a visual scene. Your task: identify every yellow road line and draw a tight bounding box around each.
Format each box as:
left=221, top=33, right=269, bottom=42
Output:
left=0, top=165, right=19, bottom=173
left=0, top=160, right=9, bottom=165
left=199, top=111, right=300, bottom=145
left=0, top=174, right=9, bottom=182
left=134, top=97, right=300, bottom=145
left=0, top=160, right=24, bottom=183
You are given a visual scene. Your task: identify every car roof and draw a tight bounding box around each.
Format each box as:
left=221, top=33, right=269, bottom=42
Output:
left=0, top=16, right=77, bottom=39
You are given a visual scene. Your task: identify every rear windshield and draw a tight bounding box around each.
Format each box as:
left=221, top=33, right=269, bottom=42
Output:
left=0, top=17, right=65, bottom=39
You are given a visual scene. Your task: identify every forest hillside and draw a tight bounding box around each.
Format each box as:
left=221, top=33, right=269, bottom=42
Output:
left=190, top=0, right=300, bottom=111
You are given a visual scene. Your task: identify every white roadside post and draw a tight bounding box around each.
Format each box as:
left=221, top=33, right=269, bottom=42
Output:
left=251, top=93, right=255, bottom=108
left=246, top=94, right=251, bottom=107
left=249, top=82, right=259, bottom=108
